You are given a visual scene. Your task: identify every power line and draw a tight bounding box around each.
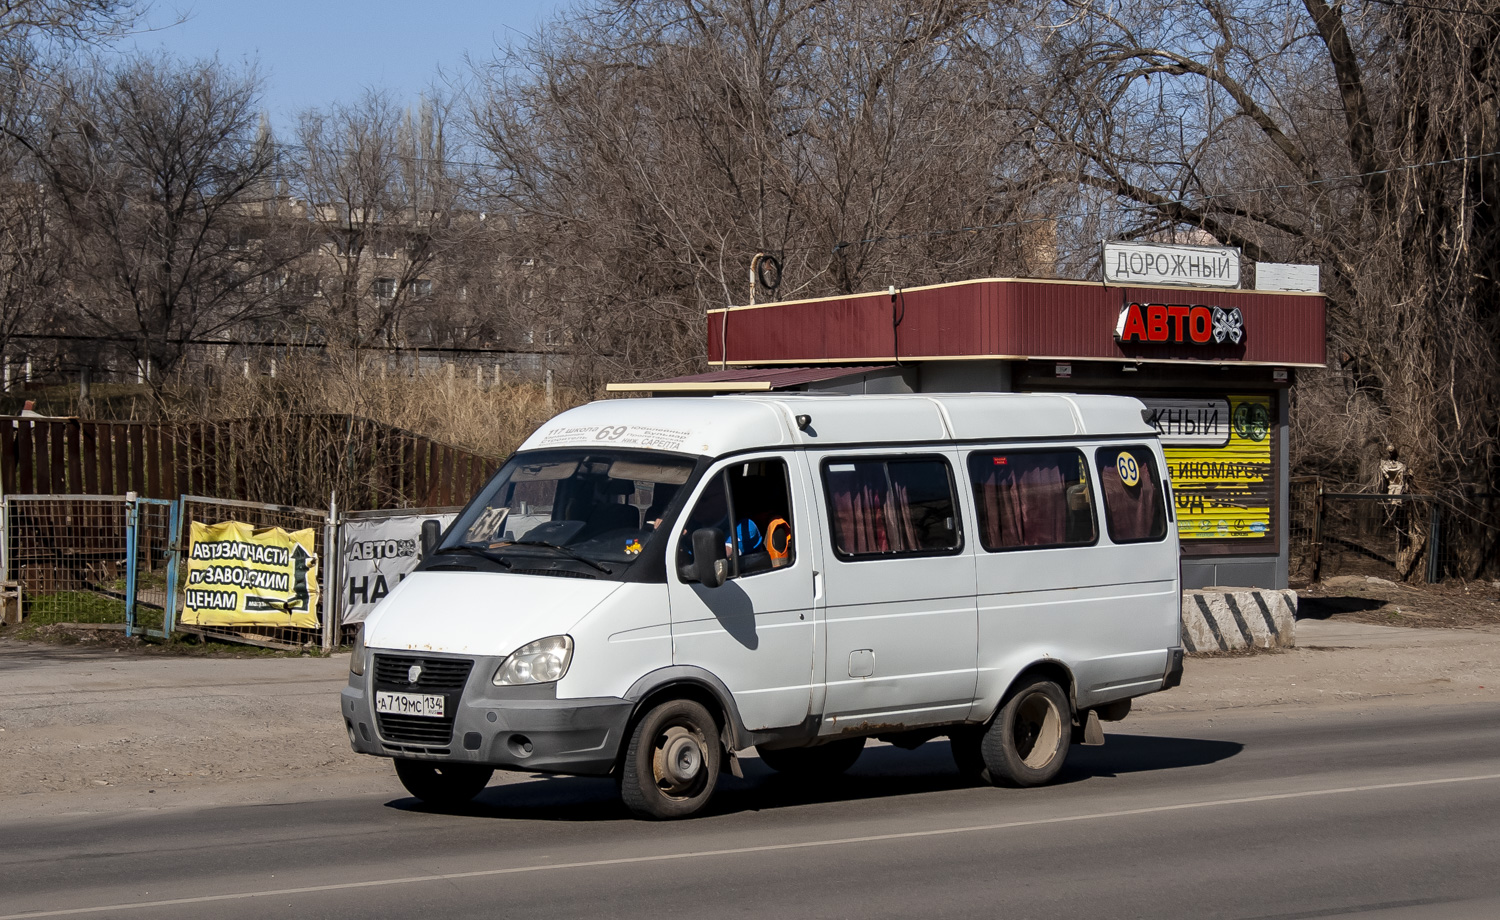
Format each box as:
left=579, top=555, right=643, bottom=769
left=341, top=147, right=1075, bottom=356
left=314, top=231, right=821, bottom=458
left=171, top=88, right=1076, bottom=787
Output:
left=831, top=149, right=1500, bottom=253
left=3, top=332, right=551, bottom=356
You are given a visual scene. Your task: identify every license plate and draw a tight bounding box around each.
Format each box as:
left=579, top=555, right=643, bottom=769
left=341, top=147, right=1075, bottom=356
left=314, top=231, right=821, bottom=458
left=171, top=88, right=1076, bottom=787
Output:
left=375, top=691, right=445, bottom=718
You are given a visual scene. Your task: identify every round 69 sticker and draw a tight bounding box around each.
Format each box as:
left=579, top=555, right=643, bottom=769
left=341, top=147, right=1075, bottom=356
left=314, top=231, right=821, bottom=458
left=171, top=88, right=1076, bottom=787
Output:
left=1116, top=451, right=1141, bottom=487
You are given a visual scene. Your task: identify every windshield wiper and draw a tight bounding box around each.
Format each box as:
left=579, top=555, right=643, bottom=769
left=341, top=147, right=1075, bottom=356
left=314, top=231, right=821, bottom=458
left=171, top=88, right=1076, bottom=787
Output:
left=434, top=545, right=512, bottom=568
left=497, top=539, right=613, bottom=574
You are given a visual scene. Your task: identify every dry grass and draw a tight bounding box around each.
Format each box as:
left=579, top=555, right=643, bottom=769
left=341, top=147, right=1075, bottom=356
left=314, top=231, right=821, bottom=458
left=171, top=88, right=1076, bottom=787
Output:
left=147, top=352, right=591, bottom=458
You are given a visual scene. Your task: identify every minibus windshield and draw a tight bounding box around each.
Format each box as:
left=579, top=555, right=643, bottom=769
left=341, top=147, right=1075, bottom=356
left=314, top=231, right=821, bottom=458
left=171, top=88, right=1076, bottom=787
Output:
left=439, top=449, right=698, bottom=572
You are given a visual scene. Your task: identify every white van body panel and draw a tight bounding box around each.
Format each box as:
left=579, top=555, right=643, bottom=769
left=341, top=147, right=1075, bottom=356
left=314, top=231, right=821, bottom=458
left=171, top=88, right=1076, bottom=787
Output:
left=812, top=446, right=979, bottom=734
left=520, top=397, right=792, bottom=457
left=363, top=571, right=619, bottom=658
left=557, top=583, right=673, bottom=700
left=961, top=438, right=1180, bottom=715
left=666, top=452, right=821, bottom=731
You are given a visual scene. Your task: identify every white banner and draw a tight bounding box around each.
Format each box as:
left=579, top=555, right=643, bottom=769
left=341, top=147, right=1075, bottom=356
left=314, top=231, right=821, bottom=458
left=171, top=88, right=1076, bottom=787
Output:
left=1103, top=241, right=1241, bottom=288
left=341, top=513, right=457, bottom=624
left=1255, top=262, right=1320, bottom=292
left=1140, top=398, right=1233, bottom=447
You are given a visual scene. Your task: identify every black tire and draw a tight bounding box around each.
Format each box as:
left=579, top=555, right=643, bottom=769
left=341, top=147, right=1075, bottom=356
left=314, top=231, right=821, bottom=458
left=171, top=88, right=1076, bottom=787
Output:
left=393, top=759, right=494, bottom=808
left=949, top=728, right=987, bottom=780
left=620, top=699, right=722, bottom=819
left=980, top=678, right=1071, bottom=787
left=757, top=737, right=864, bottom=777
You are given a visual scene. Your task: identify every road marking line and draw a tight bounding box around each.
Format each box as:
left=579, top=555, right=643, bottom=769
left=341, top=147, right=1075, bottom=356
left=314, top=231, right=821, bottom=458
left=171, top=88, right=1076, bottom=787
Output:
left=7, top=771, right=1500, bottom=919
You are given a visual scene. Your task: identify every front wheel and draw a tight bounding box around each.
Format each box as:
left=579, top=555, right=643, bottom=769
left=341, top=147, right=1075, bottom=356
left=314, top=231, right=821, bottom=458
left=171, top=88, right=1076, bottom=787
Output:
left=757, top=737, right=864, bottom=777
left=393, top=759, right=494, bottom=808
left=620, top=699, right=722, bottom=819
left=980, top=678, right=1071, bottom=787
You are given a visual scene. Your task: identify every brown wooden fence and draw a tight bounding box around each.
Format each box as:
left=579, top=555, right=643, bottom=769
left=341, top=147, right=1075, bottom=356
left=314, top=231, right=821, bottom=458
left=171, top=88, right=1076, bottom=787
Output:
left=0, top=415, right=501, bottom=510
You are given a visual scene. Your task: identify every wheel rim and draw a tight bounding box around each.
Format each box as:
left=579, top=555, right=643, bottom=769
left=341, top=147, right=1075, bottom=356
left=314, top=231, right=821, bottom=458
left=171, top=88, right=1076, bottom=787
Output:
left=1013, top=691, right=1064, bottom=769
left=653, top=724, right=707, bottom=797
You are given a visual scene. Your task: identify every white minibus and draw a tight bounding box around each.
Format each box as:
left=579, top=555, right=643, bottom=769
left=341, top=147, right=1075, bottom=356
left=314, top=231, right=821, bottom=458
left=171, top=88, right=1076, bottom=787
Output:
left=342, top=393, right=1184, bottom=818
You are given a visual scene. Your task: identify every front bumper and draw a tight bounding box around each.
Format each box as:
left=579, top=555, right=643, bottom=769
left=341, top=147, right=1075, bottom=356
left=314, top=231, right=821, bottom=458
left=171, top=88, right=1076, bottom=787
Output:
left=341, top=653, right=632, bottom=776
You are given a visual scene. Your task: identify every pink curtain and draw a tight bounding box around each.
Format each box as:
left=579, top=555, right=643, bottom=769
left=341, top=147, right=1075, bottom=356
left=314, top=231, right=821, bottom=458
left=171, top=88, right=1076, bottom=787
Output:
left=974, top=455, right=1067, bottom=548
left=830, top=465, right=919, bottom=555
left=1101, top=455, right=1162, bottom=541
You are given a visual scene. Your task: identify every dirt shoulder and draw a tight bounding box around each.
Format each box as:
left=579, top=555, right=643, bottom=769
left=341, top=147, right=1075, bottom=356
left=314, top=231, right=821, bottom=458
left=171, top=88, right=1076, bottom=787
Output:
left=3, top=612, right=1498, bottom=821
left=1297, top=574, right=1500, bottom=628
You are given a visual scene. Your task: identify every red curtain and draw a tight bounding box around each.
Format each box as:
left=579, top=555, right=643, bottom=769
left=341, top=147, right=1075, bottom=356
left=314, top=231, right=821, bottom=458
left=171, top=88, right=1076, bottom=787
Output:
left=829, top=465, right=920, bottom=555
left=974, top=455, right=1068, bottom=548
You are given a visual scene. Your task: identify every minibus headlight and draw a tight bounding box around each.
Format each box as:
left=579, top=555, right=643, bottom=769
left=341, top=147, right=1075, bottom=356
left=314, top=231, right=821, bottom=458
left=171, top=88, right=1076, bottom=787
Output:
left=349, top=626, right=366, bottom=676
left=493, top=635, right=573, bottom=686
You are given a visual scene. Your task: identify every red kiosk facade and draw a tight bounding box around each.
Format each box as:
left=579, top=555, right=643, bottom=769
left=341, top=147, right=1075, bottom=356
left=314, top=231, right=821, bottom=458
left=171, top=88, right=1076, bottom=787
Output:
left=612, top=277, right=1326, bottom=589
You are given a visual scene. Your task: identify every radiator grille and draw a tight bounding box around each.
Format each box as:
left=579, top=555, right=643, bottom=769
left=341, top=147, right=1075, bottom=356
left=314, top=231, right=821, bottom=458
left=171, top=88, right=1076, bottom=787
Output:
left=372, top=654, right=473, bottom=746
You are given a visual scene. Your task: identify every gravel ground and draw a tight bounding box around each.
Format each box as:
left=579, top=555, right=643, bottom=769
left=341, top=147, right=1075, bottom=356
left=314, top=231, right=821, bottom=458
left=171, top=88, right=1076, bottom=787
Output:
left=1298, top=574, right=1500, bottom=628
left=2, top=599, right=1497, bottom=821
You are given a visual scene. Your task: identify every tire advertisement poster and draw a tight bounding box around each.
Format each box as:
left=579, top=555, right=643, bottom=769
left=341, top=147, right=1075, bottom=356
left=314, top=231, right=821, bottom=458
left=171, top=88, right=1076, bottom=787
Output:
left=182, top=521, right=320, bottom=627
left=1142, top=394, right=1274, bottom=541
left=340, top=513, right=457, bottom=624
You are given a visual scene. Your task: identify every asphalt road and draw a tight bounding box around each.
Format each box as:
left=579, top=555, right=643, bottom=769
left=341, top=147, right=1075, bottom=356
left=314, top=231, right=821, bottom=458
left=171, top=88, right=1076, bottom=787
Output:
left=3, top=701, right=1499, bottom=920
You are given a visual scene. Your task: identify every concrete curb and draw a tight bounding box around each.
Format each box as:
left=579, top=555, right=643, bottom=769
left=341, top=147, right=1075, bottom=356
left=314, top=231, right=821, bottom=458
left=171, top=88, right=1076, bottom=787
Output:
left=1182, top=588, right=1297, bottom=654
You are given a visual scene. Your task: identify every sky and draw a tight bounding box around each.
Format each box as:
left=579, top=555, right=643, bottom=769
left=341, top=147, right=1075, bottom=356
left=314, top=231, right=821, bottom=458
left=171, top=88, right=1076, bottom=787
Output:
left=133, top=0, right=564, bottom=124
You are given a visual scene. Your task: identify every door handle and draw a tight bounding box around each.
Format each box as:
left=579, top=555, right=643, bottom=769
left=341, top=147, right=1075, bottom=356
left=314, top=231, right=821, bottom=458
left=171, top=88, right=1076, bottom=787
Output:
left=812, top=569, right=823, bottom=601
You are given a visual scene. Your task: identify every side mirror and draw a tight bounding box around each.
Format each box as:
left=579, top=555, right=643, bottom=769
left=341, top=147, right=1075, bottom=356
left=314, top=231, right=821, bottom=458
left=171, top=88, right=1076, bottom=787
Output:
left=692, top=527, right=728, bottom=588
left=420, top=519, right=441, bottom=561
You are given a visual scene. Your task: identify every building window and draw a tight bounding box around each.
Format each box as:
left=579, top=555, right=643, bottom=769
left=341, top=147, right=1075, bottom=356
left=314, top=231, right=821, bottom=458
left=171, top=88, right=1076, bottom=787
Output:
left=372, top=278, right=396, bottom=301
left=412, top=279, right=433, bottom=299
left=1094, top=446, right=1168, bottom=544
left=822, top=457, right=961, bottom=559
left=969, top=449, right=1097, bottom=551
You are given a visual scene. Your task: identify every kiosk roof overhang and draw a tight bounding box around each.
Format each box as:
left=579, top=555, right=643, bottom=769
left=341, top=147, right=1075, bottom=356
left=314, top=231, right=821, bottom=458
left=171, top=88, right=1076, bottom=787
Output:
left=606, top=365, right=896, bottom=393
left=705, top=277, right=1327, bottom=369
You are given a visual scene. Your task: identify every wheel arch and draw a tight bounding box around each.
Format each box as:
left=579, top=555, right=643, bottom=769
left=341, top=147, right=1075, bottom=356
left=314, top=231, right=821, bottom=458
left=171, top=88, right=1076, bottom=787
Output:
left=622, top=666, right=747, bottom=755
left=991, top=658, right=1079, bottom=724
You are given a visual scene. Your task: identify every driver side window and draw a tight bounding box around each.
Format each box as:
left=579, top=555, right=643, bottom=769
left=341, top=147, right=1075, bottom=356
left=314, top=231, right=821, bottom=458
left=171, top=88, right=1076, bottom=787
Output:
left=677, top=458, right=796, bottom=581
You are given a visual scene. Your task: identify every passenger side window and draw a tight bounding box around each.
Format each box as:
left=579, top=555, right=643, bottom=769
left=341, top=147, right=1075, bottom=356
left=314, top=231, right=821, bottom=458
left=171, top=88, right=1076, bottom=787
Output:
left=823, top=457, right=961, bottom=560
left=968, top=449, right=1097, bottom=551
left=1095, top=446, right=1168, bottom=544
left=676, top=458, right=796, bottom=580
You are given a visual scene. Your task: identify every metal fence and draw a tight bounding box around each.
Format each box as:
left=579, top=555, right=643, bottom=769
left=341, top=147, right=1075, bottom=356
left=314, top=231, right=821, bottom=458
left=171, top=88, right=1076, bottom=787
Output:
left=174, top=496, right=331, bottom=651
left=1, top=491, right=470, bottom=651
left=1288, top=478, right=1446, bottom=584
left=3, top=495, right=132, bottom=628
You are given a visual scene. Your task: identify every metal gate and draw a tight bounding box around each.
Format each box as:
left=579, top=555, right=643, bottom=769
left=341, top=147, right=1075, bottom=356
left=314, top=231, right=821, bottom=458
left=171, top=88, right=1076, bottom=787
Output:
left=124, top=497, right=179, bottom=639
left=172, top=496, right=331, bottom=651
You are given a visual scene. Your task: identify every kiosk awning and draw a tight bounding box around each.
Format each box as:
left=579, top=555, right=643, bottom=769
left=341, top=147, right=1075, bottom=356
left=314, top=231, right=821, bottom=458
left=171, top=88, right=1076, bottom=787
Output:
left=606, top=365, right=896, bottom=393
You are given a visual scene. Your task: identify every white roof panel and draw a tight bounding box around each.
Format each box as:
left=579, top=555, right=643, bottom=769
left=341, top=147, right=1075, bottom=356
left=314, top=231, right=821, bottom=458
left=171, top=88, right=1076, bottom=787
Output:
left=520, top=393, right=1155, bottom=458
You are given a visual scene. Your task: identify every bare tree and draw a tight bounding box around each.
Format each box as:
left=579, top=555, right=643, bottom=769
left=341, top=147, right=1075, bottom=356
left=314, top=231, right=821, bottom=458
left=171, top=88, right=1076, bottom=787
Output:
left=20, top=53, right=307, bottom=384
left=1025, top=0, right=1500, bottom=574
left=294, top=91, right=479, bottom=351
left=471, top=0, right=1054, bottom=386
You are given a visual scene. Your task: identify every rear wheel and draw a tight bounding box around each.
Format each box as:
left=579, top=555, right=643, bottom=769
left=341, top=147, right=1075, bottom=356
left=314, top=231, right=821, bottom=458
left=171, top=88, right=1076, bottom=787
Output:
left=393, top=759, right=494, bottom=808
left=757, top=738, right=864, bottom=777
left=980, top=678, right=1070, bottom=787
left=620, top=699, right=722, bottom=819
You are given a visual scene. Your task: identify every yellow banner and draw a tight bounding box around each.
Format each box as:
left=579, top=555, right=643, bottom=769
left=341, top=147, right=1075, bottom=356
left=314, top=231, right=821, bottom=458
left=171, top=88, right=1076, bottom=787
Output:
left=182, top=521, right=320, bottom=627
left=1164, top=395, right=1273, bottom=540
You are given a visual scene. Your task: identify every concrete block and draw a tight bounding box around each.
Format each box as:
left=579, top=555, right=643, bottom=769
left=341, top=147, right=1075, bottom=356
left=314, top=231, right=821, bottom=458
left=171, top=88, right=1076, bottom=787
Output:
left=1181, top=588, right=1297, bottom=655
